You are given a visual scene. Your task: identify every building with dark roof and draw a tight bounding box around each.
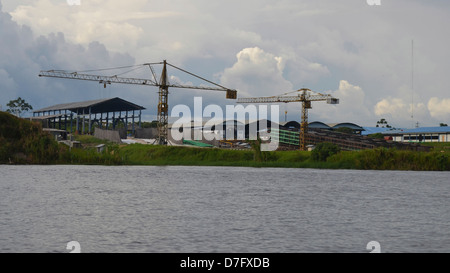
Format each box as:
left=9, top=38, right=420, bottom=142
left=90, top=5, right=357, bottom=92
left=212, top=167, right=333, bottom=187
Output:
left=32, top=97, right=146, bottom=134
left=282, top=121, right=365, bottom=134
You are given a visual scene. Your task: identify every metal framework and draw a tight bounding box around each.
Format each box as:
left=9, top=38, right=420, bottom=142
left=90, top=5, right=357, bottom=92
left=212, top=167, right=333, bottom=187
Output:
left=237, top=88, right=339, bottom=150
left=39, top=60, right=237, bottom=145
left=32, top=97, right=145, bottom=135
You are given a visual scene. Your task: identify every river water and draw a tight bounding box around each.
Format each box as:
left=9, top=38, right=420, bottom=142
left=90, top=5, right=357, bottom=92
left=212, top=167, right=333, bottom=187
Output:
left=0, top=165, right=449, bottom=253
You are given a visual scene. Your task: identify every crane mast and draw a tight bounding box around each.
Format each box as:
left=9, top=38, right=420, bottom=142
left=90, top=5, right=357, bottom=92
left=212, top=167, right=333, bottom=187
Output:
left=237, top=88, right=339, bottom=151
left=39, top=60, right=237, bottom=145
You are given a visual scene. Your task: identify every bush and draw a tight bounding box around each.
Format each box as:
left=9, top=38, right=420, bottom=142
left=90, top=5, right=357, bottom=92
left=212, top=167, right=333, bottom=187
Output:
left=311, top=142, right=341, bottom=161
left=0, top=112, right=60, bottom=164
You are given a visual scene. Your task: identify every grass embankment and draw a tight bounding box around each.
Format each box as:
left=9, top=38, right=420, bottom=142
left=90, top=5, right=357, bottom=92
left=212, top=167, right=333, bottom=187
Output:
left=327, top=148, right=450, bottom=171
left=1, top=112, right=449, bottom=170
left=119, top=144, right=313, bottom=168
left=118, top=144, right=450, bottom=171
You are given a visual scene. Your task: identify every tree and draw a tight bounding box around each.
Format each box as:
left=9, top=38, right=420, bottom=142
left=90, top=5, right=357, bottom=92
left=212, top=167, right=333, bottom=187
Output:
left=440, top=123, right=448, bottom=127
left=6, top=97, right=33, bottom=117
left=311, top=142, right=341, bottom=162
left=376, top=118, right=392, bottom=128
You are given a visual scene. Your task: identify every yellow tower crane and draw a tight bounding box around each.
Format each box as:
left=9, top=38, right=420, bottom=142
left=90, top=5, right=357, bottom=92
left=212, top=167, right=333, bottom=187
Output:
left=39, top=60, right=237, bottom=145
left=237, top=88, right=339, bottom=151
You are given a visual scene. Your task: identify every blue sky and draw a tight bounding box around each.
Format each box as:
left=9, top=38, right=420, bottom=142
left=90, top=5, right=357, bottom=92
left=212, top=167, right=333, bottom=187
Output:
left=0, top=0, right=449, bottom=127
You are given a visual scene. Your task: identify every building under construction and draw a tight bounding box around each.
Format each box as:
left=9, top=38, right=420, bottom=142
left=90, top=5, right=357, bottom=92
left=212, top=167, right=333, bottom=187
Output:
left=273, top=121, right=431, bottom=152
left=32, top=97, right=145, bottom=135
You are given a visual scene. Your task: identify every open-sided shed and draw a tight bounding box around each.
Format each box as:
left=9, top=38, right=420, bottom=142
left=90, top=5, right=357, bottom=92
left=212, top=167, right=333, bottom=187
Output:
left=32, top=97, right=146, bottom=134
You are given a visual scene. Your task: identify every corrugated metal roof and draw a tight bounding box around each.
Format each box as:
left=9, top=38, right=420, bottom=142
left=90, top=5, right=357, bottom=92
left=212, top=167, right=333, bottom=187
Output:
left=34, top=97, right=145, bottom=114
left=309, top=121, right=331, bottom=129
left=362, top=127, right=393, bottom=135
left=35, top=98, right=109, bottom=112
left=332, top=122, right=364, bottom=130
left=384, top=127, right=450, bottom=134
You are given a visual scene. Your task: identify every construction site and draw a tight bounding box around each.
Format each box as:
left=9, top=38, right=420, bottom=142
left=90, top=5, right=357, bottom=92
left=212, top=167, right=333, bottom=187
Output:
left=35, top=60, right=442, bottom=153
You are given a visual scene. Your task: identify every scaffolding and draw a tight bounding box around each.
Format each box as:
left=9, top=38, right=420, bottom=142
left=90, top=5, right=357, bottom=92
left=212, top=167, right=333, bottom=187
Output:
left=272, top=128, right=378, bottom=151
left=271, top=128, right=300, bottom=147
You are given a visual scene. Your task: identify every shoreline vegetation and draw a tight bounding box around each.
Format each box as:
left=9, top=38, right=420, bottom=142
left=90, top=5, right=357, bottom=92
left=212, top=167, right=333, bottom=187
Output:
left=1, top=112, right=449, bottom=171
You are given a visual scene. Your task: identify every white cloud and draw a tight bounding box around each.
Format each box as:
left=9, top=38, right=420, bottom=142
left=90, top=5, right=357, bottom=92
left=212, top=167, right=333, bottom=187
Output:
left=428, top=97, right=450, bottom=120
left=7, top=0, right=173, bottom=53
left=220, top=47, right=293, bottom=97
left=374, top=98, right=429, bottom=127
left=312, top=80, right=373, bottom=125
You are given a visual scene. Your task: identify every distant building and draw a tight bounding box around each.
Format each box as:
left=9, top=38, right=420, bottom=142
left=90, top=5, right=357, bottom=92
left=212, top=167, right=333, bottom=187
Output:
left=383, top=127, right=450, bottom=143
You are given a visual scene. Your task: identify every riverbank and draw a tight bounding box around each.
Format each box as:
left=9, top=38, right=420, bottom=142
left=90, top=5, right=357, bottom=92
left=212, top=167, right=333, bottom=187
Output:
left=1, top=112, right=449, bottom=171
left=116, top=144, right=450, bottom=171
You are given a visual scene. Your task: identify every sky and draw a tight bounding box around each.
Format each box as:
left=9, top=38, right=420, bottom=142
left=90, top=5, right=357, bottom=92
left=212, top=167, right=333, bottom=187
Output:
left=0, top=0, right=449, bottom=128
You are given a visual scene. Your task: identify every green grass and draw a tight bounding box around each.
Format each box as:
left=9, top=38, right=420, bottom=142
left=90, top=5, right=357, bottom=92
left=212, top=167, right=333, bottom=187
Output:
left=421, top=142, right=450, bottom=154
left=328, top=148, right=450, bottom=171
left=72, top=134, right=116, bottom=146
left=118, top=144, right=317, bottom=168
left=119, top=144, right=449, bottom=171
left=57, top=144, right=122, bottom=165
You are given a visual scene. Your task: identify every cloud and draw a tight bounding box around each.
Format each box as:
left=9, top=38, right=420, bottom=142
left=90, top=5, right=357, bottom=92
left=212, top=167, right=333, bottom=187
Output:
left=2, top=0, right=450, bottom=126
left=7, top=0, right=168, bottom=53
left=312, top=80, right=373, bottom=125
left=374, top=98, right=429, bottom=126
left=428, top=97, right=450, bottom=120
left=0, top=3, right=138, bottom=113
left=220, top=47, right=293, bottom=97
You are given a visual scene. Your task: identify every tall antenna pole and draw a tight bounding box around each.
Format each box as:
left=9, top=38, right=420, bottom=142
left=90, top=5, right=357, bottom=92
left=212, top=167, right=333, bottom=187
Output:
left=411, top=39, right=414, bottom=128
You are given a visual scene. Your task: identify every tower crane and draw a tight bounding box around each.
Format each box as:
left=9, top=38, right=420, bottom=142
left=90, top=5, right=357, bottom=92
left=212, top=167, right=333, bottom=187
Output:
left=237, top=88, right=339, bottom=151
left=39, top=60, right=237, bottom=145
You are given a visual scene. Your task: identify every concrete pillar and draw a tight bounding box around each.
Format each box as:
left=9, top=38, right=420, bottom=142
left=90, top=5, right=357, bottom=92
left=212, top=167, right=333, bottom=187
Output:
left=132, top=110, right=135, bottom=135
left=82, top=109, right=85, bottom=134
left=106, top=112, right=109, bottom=130
left=88, top=107, right=92, bottom=134
left=139, top=110, right=142, bottom=129
left=112, top=112, right=116, bottom=130
left=76, top=110, right=79, bottom=133
left=59, top=110, right=62, bottom=129
left=125, top=111, right=129, bottom=136
left=70, top=113, right=73, bottom=134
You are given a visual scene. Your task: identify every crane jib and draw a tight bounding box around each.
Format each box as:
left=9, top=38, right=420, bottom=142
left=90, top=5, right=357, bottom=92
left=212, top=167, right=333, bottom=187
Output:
left=38, top=62, right=238, bottom=146
left=38, top=70, right=237, bottom=97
